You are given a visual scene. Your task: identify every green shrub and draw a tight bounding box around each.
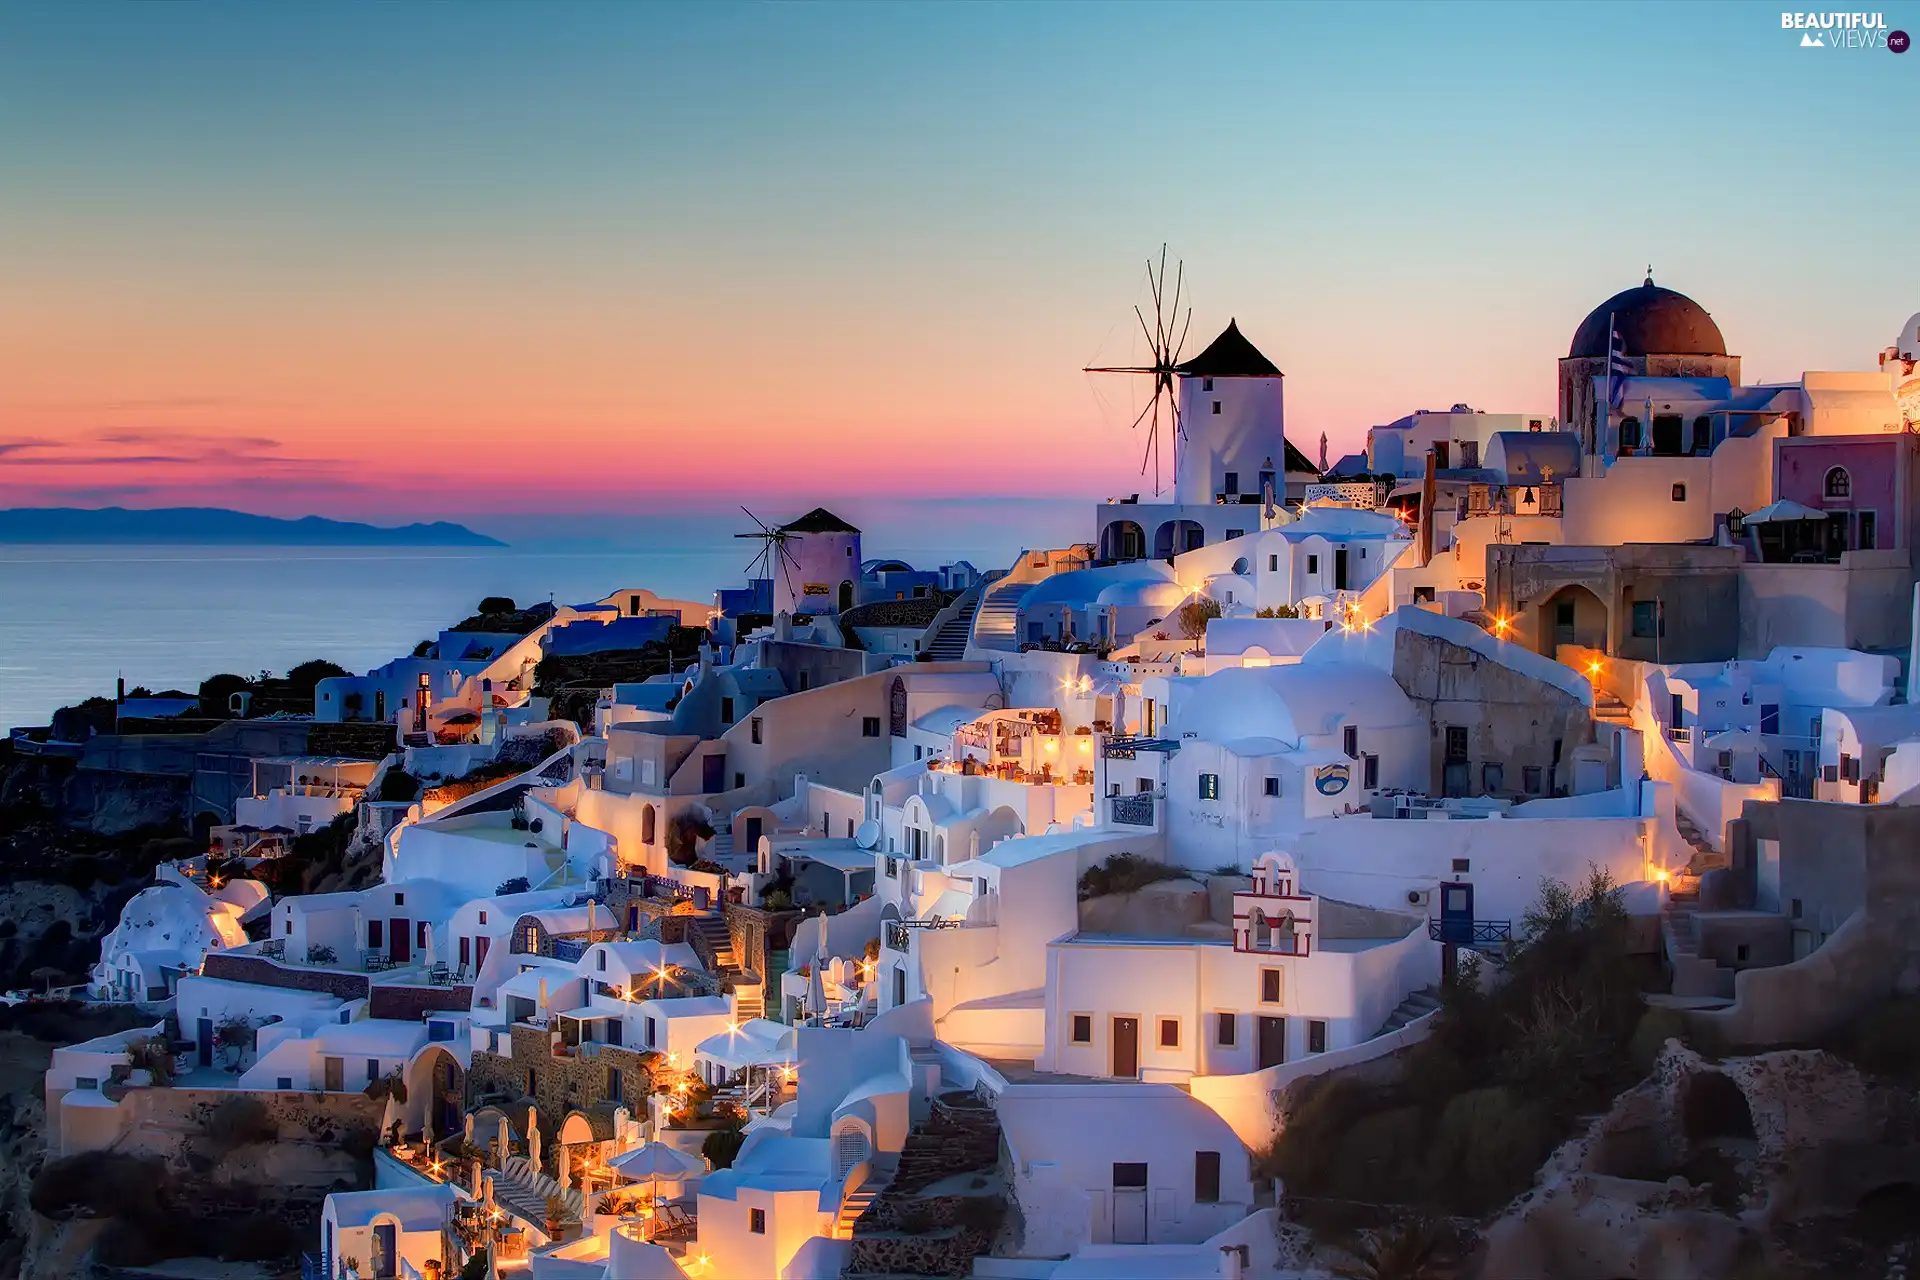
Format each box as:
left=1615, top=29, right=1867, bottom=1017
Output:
left=1423, top=1086, right=1557, bottom=1212
left=702, top=1122, right=747, bottom=1170
left=1077, top=852, right=1189, bottom=900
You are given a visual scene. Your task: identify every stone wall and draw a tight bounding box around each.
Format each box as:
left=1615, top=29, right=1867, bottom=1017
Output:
left=468, top=1026, right=655, bottom=1132
left=202, top=952, right=370, bottom=1000
left=368, top=984, right=473, bottom=1020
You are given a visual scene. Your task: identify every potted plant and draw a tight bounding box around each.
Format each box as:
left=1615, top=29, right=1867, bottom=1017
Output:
left=543, top=1192, right=575, bottom=1243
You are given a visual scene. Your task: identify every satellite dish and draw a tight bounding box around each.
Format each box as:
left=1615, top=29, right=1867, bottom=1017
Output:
left=854, top=821, right=880, bottom=850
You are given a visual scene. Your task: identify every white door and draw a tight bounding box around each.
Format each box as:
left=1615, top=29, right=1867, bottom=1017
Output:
left=1112, top=1190, right=1148, bottom=1244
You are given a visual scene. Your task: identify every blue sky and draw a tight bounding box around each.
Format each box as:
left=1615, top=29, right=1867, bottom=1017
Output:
left=1, top=1, right=1912, bottom=515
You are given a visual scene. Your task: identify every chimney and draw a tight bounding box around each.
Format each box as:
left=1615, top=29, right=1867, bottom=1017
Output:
left=1318, top=432, right=1328, bottom=472
left=1218, top=1243, right=1249, bottom=1280
left=1419, top=448, right=1438, bottom=567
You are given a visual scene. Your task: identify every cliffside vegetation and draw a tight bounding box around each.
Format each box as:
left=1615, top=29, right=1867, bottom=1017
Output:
left=1264, top=868, right=1654, bottom=1218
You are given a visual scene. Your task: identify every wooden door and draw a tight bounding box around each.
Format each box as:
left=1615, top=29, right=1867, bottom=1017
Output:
left=323, top=1057, right=344, bottom=1091
left=1257, top=1016, right=1286, bottom=1070
left=1112, top=1016, right=1140, bottom=1079
left=389, top=918, right=410, bottom=964
left=476, top=935, right=490, bottom=970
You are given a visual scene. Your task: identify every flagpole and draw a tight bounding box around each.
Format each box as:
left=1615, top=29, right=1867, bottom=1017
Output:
left=1600, top=310, right=1614, bottom=464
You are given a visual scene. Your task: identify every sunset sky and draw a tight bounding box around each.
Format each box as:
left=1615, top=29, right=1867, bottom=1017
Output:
left=2, top=2, right=1912, bottom=523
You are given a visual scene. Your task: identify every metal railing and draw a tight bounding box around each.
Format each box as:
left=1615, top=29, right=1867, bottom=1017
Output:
left=883, top=917, right=963, bottom=952
left=1429, top=918, right=1513, bottom=949
left=549, top=938, right=588, bottom=962
left=1109, top=792, right=1158, bottom=827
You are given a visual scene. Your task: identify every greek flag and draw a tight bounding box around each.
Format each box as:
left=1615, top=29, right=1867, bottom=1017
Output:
left=1608, top=316, right=1633, bottom=408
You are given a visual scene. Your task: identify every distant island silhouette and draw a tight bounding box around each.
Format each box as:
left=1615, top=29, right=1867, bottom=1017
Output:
left=0, top=506, right=505, bottom=547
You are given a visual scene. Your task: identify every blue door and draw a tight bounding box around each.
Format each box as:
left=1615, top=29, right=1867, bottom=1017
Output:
left=1438, top=881, right=1474, bottom=945
left=197, top=1017, right=214, bottom=1068
left=371, top=1223, right=396, bottom=1280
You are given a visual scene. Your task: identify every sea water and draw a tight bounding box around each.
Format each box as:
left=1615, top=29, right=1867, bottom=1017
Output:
left=0, top=500, right=1084, bottom=731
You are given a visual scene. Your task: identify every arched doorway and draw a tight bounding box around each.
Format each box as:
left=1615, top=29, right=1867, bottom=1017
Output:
left=838, top=580, right=855, bottom=613
left=1534, top=584, right=1609, bottom=658
left=1099, top=520, right=1147, bottom=562
left=404, top=1045, right=466, bottom=1141
left=1153, top=520, right=1205, bottom=560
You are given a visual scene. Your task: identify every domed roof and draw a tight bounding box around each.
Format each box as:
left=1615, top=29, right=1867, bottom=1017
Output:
left=1568, top=276, right=1726, bottom=359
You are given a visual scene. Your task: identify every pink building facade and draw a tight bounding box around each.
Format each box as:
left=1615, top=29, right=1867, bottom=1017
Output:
left=1772, top=433, right=1920, bottom=557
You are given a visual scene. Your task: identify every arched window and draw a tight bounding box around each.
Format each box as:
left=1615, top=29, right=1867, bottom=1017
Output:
left=641, top=804, right=657, bottom=845
left=1826, top=467, right=1851, bottom=499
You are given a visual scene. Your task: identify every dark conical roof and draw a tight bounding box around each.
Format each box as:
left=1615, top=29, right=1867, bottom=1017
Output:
left=1569, top=277, right=1727, bottom=359
left=1175, top=319, right=1283, bottom=378
left=780, top=507, right=860, bottom=535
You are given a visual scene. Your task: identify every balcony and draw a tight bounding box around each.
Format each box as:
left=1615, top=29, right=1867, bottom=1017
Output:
left=1429, top=917, right=1513, bottom=951
left=1666, top=725, right=1692, bottom=744
left=1109, top=792, right=1158, bottom=827
left=883, top=917, right=962, bottom=952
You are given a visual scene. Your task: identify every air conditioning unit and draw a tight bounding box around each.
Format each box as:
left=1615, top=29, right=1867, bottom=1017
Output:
left=1405, top=888, right=1432, bottom=909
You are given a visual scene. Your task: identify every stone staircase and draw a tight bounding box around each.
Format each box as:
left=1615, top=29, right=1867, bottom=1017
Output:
left=1661, top=887, right=1733, bottom=1000
left=834, top=1174, right=885, bottom=1240
left=1593, top=690, right=1633, bottom=727
left=495, top=1156, right=584, bottom=1227
left=685, top=912, right=738, bottom=972
left=1374, top=985, right=1442, bottom=1037
left=845, top=1091, right=1005, bottom=1278
left=920, top=586, right=983, bottom=662
left=1674, top=810, right=1721, bottom=867
left=968, top=577, right=1031, bottom=652
left=731, top=980, right=765, bottom=1021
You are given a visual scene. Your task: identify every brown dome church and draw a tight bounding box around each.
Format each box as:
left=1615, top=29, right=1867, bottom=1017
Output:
left=1557, top=274, right=1742, bottom=453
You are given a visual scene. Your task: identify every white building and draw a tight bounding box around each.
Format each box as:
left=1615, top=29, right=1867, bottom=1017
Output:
left=88, top=877, right=258, bottom=1002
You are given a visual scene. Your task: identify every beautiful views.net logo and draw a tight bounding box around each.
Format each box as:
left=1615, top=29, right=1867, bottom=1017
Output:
left=1780, top=12, right=1907, bottom=50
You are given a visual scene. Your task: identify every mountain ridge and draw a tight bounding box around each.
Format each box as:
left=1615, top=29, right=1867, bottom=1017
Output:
left=0, top=506, right=505, bottom=547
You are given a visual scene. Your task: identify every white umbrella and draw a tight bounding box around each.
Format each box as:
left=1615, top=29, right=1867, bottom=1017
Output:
left=807, top=909, right=830, bottom=1024
left=1743, top=499, right=1826, bottom=524
left=609, top=1141, right=705, bottom=1208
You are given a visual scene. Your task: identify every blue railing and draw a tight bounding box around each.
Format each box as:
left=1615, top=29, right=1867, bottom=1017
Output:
left=1109, top=792, right=1157, bottom=827
left=1429, top=918, right=1513, bottom=949
left=300, top=1252, right=330, bottom=1280
left=549, top=938, right=588, bottom=962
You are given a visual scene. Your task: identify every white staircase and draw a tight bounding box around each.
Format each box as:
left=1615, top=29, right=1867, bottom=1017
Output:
left=1373, top=985, right=1442, bottom=1037
left=495, top=1156, right=584, bottom=1225
left=921, top=586, right=983, bottom=661
left=969, top=576, right=1030, bottom=651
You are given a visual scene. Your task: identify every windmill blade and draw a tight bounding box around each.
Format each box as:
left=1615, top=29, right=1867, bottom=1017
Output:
left=1133, top=305, right=1159, bottom=360
left=1083, top=365, right=1158, bottom=374
left=774, top=537, right=803, bottom=610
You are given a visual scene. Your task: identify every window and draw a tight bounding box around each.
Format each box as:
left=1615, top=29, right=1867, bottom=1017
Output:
left=862, top=717, right=881, bottom=738
left=746, top=716, right=762, bottom=745
left=394, top=892, right=405, bottom=906
left=1137, top=777, right=1154, bottom=793
left=1203, top=377, right=1213, bottom=392
left=1445, top=726, right=1468, bottom=761
left=1212, top=400, right=1222, bottom=415
left=734, top=771, right=745, bottom=789
left=1263, top=777, right=1279, bottom=798
left=1308, top=1020, right=1328, bottom=1053
left=1482, top=762, right=1504, bottom=792
left=798, top=672, right=810, bottom=691
left=750, top=1208, right=766, bottom=1234
left=1195, top=1150, right=1222, bottom=1204
left=1113, top=1162, right=1149, bottom=1189
left=367, top=920, right=383, bottom=948
left=646, top=1017, right=658, bottom=1047
left=720, top=697, right=735, bottom=724
left=478, top=910, right=488, bottom=925
left=1070, top=1014, right=1092, bottom=1044
left=597, top=950, right=607, bottom=971
left=75, top=1076, right=99, bottom=1091
left=1268, top=554, right=1279, bottom=572
left=1735, top=944, right=1750, bottom=963
left=1414, top=586, right=1435, bottom=603
left=1630, top=600, right=1664, bottom=639
left=1159, top=1018, right=1180, bottom=1048
left=1215, top=1012, right=1237, bottom=1046
left=367, top=1059, right=381, bottom=1084
left=1671, top=483, right=1687, bottom=502
left=1691, top=416, right=1711, bottom=452
left=1451, top=858, right=1470, bottom=873
left=1825, top=466, right=1851, bottom=498
left=1307, top=554, right=1319, bottom=574
left=1791, top=898, right=1803, bottom=920
left=1522, top=765, right=1543, bottom=794
left=608, top=1066, right=623, bottom=1099
left=1760, top=704, right=1780, bottom=735
left=1342, top=725, right=1358, bottom=759
left=527, top=1068, right=538, bottom=1095
left=1619, top=416, right=1641, bottom=449
left=1860, top=511, right=1877, bottom=550
left=1363, top=755, right=1378, bottom=789
left=276, top=1077, right=292, bottom=1090
left=1199, top=773, right=1220, bottom=800
left=417, top=921, right=429, bottom=949
left=885, top=856, right=898, bottom=878
left=1260, top=968, right=1282, bottom=1003
left=1223, top=472, right=1239, bottom=496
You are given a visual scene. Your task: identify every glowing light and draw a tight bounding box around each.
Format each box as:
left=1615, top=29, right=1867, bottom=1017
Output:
left=1078, top=739, right=1091, bottom=754
left=1044, top=739, right=1058, bottom=754
left=1654, top=868, right=1670, bottom=882
left=1490, top=614, right=1511, bottom=635
left=1586, top=659, right=1603, bottom=679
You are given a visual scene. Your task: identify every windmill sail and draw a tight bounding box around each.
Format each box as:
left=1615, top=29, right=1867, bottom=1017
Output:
left=1084, top=246, right=1193, bottom=496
